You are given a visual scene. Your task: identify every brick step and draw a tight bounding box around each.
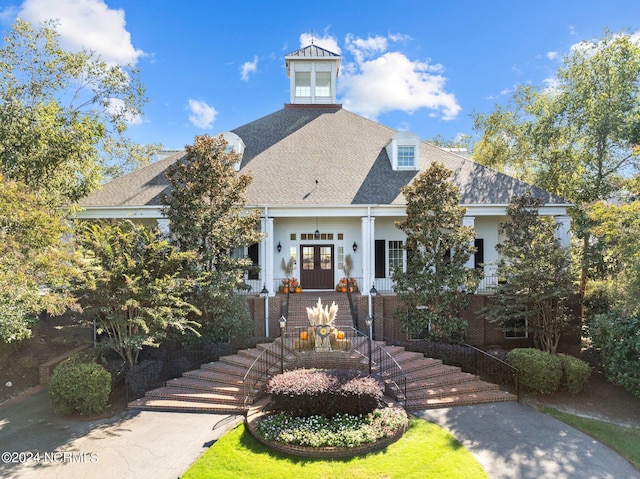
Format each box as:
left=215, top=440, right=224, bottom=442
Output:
left=144, top=386, right=243, bottom=405
left=185, top=365, right=247, bottom=381
left=128, top=397, right=248, bottom=414
left=237, top=348, right=263, bottom=360
left=406, top=390, right=517, bottom=410
left=404, top=363, right=463, bottom=381
left=382, top=349, right=425, bottom=363
left=393, top=357, right=443, bottom=374
left=165, top=376, right=244, bottom=392
left=407, top=380, right=499, bottom=401
left=219, top=354, right=258, bottom=369
left=406, top=371, right=480, bottom=390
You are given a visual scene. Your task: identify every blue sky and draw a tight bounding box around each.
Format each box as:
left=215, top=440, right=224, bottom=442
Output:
left=1, top=0, right=639, bottom=150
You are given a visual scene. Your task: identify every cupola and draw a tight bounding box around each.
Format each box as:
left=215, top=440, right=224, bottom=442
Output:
left=285, top=43, right=341, bottom=106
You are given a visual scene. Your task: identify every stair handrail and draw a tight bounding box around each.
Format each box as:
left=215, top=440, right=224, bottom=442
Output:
left=350, top=327, right=407, bottom=405
left=463, top=343, right=520, bottom=401
left=242, top=338, right=285, bottom=407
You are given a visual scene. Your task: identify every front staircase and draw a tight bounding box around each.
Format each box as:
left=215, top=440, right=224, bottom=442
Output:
left=128, top=292, right=517, bottom=414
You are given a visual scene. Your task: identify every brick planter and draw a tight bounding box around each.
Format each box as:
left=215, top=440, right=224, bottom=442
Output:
left=245, top=397, right=408, bottom=459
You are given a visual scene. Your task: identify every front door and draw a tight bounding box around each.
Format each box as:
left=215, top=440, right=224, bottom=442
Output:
left=300, top=245, right=334, bottom=289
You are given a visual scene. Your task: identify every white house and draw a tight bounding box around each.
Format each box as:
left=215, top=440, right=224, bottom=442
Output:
left=77, top=44, right=572, bottom=344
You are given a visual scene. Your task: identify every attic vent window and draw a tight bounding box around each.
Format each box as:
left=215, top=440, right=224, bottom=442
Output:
left=295, top=72, right=311, bottom=97
left=397, top=146, right=415, bottom=168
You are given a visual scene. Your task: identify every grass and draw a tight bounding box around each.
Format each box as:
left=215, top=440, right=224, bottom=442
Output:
left=182, top=418, right=487, bottom=479
left=539, top=406, right=640, bottom=471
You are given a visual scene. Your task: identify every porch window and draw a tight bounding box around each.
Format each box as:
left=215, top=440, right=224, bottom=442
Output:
left=474, top=238, right=484, bottom=270
left=389, top=240, right=404, bottom=272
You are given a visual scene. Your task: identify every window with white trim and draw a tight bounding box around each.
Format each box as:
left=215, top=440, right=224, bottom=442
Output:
left=389, top=240, right=404, bottom=272
left=295, top=72, right=311, bottom=97
left=397, top=146, right=415, bottom=168
left=315, top=71, right=331, bottom=97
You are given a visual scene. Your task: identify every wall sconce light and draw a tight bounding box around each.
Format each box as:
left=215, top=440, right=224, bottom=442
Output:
left=352, top=241, right=358, bottom=252
left=277, top=241, right=282, bottom=253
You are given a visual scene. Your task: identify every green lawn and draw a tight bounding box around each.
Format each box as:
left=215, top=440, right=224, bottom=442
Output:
left=539, top=406, right=640, bottom=471
left=182, top=418, right=487, bottom=479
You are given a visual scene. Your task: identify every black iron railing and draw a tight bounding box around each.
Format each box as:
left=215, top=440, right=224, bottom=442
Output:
left=398, top=339, right=519, bottom=400
left=242, top=326, right=408, bottom=407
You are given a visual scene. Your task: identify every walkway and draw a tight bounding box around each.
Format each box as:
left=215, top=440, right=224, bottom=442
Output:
left=2, top=388, right=637, bottom=478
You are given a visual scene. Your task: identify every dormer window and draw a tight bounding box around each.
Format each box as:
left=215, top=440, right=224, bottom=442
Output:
left=315, top=71, right=331, bottom=97
left=295, top=72, right=311, bottom=97
left=386, top=131, right=420, bottom=171
left=397, top=145, right=415, bottom=168
left=216, top=131, right=245, bottom=171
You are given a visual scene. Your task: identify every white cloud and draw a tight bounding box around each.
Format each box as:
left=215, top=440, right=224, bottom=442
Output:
left=338, top=34, right=460, bottom=121
left=187, top=99, right=217, bottom=129
left=299, top=32, right=341, bottom=54
left=17, top=0, right=144, bottom=65
left=107, top=98, right=143, bottom=125
left=240, top=56, right=258, bottom=82
left=546, top=51, right=559, bottom=60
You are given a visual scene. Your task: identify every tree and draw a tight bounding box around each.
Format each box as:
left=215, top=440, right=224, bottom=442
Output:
left=161, top=134, right=264, bottom=336
left=472, top=30, right=640, bottom=313
left=392, top=162, right=480, bottom=342
left=0, top=19, right=154, bottom=205
left=75, top=220, right=199, bottom=367
left=483, top=194, right=577, bottom=354
left=0, top=175, right=79, bottom=342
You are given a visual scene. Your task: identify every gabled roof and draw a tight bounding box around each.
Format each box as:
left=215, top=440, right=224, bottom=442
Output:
left=285, top=44, right=340, bottom=59
left=79, top=107, right=567, bottom=209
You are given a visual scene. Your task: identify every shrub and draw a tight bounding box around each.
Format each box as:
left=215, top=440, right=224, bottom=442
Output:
left=507, top=348, right=562, bottom=394
left=125, top=359, right=162, bottom=399
left=49, top=360, right=111, bottom=415
left=266, top=369, right=383, bottom=417
left=590, top=312, right=640, bottom=398
left=559, top=354, right=592, bottom=394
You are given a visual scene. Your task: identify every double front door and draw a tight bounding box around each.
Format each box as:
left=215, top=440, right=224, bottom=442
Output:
left=300, top=245, right=334, bottom=289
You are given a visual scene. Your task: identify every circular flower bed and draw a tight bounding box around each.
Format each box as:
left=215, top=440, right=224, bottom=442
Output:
left=246, top=400, right=409, bottom=458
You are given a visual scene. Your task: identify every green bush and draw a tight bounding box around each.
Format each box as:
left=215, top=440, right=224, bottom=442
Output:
left=590, top=312, right=640, bottom=398
left=266, top=369, right=383, bottom=417
left=49, top=360, right=111, bottom=415
left=507, top=348, right=562, bottom=394
left=125, top=359, right=162, bottom=399
left=559, top=354, right=592, bottom=394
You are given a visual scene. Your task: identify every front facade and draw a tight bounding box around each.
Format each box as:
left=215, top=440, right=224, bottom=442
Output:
left=77, top=44, right=572, bottom=346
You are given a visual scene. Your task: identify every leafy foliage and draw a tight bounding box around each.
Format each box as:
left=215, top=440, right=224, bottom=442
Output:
left=75, top=220, right=200, bottom=366
left=49, top=360, right=112, bottom=415
left=266, top=369, right=383, bottom=418
left=559, top=354, right=592, bottom=395
left=255, top=408, right=408, bottom=449
left=161, top=134, right=264, bottom=338
left=125, top=359, right=163, bottom=399
left=0, top=19, right=154, bottom=205
left=590, top=312, right=640, bottom=398
left=472, top=30, right=640, bottom=319
left=0, top=175, right=80, bottom=342
left=392, top=162, right=480, bottom=342
left=507, top=348, right=563, bottom=394
left=483, top=194, right=577, bottom=353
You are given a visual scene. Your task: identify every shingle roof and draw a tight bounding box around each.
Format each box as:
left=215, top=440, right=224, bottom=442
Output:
left=79, top=107, right=567, bottom=208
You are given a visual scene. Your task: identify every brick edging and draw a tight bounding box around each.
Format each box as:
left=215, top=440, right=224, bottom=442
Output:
left=245, top=397, right=408, bottom=459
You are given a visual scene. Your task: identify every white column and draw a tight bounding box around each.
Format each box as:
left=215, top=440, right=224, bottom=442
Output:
left=554, top=215, right=571, bottom=249
left=463, top=216, right=476, bottom=269
left=265, top=217, right=275, bottom=296
left=361, top=217, right=371, bottom=291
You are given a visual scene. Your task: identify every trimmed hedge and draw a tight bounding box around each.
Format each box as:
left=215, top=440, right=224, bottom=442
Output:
left=559, top=354, right=592, bottom=394
left=49, top=360, right=112, bottom=415
left=266, top=369, right=383, bottom=417
left=507, top=348, right=592, bottom=395
left=507, top=348, right=562, bottom=394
